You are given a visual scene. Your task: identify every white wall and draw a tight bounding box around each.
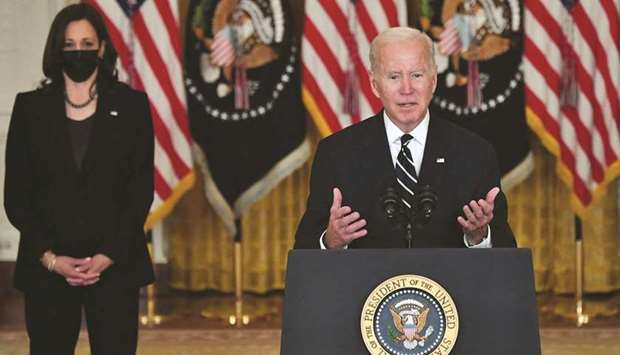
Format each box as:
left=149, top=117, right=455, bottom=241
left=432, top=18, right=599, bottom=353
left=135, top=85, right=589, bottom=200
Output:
left=0, top=1, right=68, bottom=261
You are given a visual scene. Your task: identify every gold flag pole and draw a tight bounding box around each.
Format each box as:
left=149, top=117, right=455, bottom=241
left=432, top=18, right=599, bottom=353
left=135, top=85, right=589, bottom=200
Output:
left=546, top=216, right=620, bottom=324
left=140, top=235, right=163, bottom=326
left=574, top=219, right=589, bottom=327
left=201, top=219, right=249, bottom=326
left=230, top=240, right=250, bottom=327
left=200, top=219, right=278, bottom=326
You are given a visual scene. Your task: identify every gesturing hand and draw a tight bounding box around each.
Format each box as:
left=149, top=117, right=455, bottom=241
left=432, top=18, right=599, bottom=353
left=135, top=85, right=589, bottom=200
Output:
left=324, top=187, right=367, bottom=249
left=457, top=187, right=499, bottom=245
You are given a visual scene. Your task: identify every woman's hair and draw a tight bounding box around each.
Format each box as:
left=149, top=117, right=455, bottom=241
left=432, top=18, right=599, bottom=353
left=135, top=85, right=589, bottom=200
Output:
left=42, top=3, right=118, bottom=87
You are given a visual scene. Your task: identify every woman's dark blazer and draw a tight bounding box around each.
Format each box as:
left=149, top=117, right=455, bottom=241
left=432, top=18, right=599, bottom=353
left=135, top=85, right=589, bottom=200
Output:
left=4, top=81, right=155, bottom=291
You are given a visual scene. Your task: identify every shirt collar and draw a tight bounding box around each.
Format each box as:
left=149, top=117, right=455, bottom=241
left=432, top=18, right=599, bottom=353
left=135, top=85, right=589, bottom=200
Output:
left=383, top=110, right=430, bottom=147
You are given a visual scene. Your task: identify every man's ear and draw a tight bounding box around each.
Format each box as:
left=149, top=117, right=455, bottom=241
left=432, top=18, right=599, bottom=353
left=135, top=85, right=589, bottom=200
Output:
left=369, top=71, right=380, bottom=98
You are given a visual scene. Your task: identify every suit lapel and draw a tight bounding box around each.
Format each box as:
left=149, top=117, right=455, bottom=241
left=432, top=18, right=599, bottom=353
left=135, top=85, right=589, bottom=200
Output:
left=357, top=113, right=395, bottom=184
left=81, top=86, right=121, bottom=176
left=418, top=117, right=448, bottom=190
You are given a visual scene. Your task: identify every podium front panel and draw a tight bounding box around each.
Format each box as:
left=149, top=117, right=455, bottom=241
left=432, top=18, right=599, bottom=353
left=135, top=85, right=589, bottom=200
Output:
left=281, top=248, right=540, bottom=355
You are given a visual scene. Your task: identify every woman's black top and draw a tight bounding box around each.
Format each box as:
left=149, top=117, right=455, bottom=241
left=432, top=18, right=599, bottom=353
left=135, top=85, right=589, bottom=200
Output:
left=66, top=113, right=95, bottom=171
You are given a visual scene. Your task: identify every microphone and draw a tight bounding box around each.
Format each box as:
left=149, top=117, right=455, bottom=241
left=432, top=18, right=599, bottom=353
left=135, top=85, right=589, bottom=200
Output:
left=381, top=184, right=401, bottom=222
left=380, top=182, right=412, bottom=247
left=415, top=185, right=438, bottom=224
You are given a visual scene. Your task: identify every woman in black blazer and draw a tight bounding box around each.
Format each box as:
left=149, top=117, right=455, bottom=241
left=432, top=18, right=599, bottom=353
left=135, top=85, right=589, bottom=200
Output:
left=4, top=4, right=154, bottom=354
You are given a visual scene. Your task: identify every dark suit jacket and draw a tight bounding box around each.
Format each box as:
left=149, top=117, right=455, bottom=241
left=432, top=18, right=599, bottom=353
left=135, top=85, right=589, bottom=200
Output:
left=5, top=82, right=155, bottom=291
left=294, top=112, right=516, bottom=249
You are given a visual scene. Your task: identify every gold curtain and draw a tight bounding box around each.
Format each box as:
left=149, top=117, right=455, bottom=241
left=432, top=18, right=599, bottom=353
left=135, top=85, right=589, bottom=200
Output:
left=165, top=160, right=310, bottom=293
left=508, top=139, right=620, bottom=294
left=165, top=127, right=317, bottom=293
left=166, top=132, right=620, bottom=294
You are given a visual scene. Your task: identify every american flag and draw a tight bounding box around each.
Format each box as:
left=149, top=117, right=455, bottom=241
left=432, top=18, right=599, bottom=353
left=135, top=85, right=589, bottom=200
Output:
left=437, top=18, right=462, bottom=56
left=210, top=26, right=236, bottom=67
left=302, top=0, right=408, bottom=136
left=524, top=0, right=620, bottom=217
left=85, top=0, right=194, bottom=228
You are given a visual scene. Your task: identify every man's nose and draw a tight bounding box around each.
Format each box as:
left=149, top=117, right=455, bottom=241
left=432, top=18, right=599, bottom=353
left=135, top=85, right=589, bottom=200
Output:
left=400, top=78, right=414, bottom=94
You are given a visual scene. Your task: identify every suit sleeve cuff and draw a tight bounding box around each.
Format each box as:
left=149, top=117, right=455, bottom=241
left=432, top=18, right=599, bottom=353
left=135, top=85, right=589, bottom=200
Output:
left=319, top=230, right=348, bottom=250
left=464, top=226, right=492, bottom=248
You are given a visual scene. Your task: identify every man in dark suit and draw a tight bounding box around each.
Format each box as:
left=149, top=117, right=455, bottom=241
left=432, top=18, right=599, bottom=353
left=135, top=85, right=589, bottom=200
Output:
left=295, top=27, right=516, bottom=249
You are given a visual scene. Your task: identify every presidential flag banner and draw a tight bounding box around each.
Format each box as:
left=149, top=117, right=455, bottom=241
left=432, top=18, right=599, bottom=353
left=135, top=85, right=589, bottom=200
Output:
left=185, top=0, right=309, bottom=237
left=424, top=0, right=532, bottom=190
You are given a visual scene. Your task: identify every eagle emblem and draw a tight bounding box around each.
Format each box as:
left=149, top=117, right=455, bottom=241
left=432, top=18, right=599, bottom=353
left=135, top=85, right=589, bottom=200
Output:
left=388, top=300, right=435, bottom=350
left=361, top=275, right=459, bottom=355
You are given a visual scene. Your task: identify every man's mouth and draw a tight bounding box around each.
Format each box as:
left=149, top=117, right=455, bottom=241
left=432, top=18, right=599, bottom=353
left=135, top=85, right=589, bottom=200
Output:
left=397, top=103, right=416, bottom=108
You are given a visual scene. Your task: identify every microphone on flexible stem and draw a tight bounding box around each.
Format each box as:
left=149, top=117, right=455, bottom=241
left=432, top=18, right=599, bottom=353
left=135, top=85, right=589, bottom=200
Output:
left=380, top=183, right=413, bottom=247
left=415, top=185, right=438, bottom=225
left=381, top=184, right=401, bottom=222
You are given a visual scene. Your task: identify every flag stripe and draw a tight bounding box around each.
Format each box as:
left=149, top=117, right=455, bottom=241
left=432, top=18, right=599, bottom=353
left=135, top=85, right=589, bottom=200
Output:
left=152, top=0, right=183, bottom=62
left=379, top=0, right=400, bottom=27
left=130, top=35, right=193, bottom=169
left=304, top=18, right=346, bottom=95
left=154, top=168, right=172, bottom=198
left=525, top=0, right=620, bottom=215
left=139, top=2, right=187, bottom=112
left=303, top=0, right=404, bottom=134
left=301, top=36, right=352, bottom=129
left=532, top=0, right=617, bottom=168
left=524, top=35, right=605, bottom=181
left=131, top=13, right=191, bottom=141
left=355, top=2, right=381, bottom=45
left=600, top=0, right=620, bottom=55
left=573, top=3, right=620, bottom=135
left=302, top=63, right=343, bottom=133
left=319, top=0, right=380, bottom=118
left=525, top=88, right=590, bottom=203
left=88, top=0, right=194, bottom=226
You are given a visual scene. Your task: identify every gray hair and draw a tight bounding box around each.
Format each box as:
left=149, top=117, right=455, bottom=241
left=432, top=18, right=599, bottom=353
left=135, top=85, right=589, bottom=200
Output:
left=369, top=27, right=436, bottom=74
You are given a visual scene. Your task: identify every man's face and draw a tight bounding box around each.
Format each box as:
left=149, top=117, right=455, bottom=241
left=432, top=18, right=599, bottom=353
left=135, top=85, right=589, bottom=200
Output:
left=370, top=38, right=437, bottom=132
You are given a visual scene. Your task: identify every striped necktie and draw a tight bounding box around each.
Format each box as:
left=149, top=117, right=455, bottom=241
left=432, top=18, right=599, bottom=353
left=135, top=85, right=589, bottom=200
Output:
left=395, top=134, right=418, bottom=210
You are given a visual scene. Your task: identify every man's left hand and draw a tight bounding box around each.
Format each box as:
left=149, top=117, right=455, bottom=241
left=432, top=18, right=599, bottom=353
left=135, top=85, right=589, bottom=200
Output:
left=457, top=187, right=500, bottom=245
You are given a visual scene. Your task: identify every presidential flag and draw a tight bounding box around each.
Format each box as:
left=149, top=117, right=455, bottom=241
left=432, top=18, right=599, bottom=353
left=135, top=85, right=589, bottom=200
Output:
left=426, top=0, right=532, bottom=190
left=185, top=0, right=309, bottom=237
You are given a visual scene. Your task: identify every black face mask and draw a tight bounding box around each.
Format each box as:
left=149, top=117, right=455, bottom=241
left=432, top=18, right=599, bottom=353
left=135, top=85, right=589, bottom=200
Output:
left=62, top=50, right=100, bottom=82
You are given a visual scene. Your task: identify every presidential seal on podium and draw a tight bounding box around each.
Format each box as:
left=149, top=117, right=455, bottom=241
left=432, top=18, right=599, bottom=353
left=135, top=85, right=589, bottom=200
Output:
left=361, top=275, right=459, bottom=355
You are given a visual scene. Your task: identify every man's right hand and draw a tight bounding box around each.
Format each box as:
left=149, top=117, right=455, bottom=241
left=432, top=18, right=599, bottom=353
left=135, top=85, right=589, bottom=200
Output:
left=324, top=187, right=367, bottom=249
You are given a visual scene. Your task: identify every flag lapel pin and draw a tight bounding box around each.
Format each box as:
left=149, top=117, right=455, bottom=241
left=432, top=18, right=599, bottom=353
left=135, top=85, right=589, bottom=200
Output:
left=436, top=157, right=445, bottom=163
left=110, top=110, right=118, bottom=117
